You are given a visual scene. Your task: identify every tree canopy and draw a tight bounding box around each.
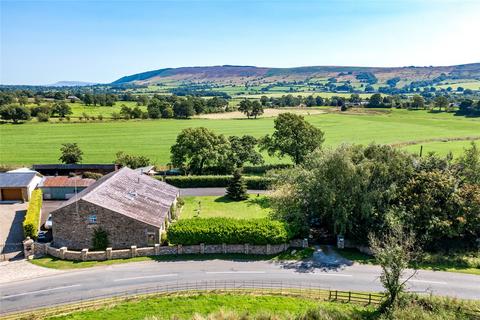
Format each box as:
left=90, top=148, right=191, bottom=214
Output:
left=260, top=113, right=324, bottom=164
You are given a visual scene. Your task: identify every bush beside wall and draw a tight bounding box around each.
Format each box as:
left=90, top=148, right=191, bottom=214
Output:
left=23, top=189, right=42, bottom=239
left=167, top=217, right=292, bottom=245
left=160, top=175, right=273, bottom=189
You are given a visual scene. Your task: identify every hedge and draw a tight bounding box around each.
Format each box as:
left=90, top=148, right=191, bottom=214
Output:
left=23, top=189, right=42, bottom=240
left=160, top=175, right=273, bottom=189
left=167, top=218, right=293, bottom=245
left=243, top=164, right=293, bottom=175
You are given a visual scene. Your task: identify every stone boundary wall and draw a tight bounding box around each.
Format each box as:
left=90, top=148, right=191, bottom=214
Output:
left=30, top=239, right=308, bottom=262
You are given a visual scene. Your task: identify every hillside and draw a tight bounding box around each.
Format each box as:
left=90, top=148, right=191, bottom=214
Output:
left=112, top=63, right=480, bottom=88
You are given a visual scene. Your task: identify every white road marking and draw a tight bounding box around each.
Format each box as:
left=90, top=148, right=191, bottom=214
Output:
left=113, top=274, right=178, bottom=282
left=205, top=271, right=266, bottom=274
left=0, top=284, right=81, bottom=299
left=313, top=273, right=353, bottom=277
left=406, top=279, right=447, bottom=285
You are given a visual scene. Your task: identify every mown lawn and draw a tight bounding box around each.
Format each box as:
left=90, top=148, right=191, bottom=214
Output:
left=179, top=195, right=271, bottom=219
left=1, top=109, right=479, bottom=165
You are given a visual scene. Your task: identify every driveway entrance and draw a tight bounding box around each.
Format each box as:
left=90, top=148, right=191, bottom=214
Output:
left=0, top=203, right=27, bottom=261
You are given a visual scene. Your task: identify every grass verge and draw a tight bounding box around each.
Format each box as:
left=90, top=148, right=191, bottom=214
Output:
left=29, top=248, right=315, bottom=270
left=335, top=248, right=480, bottom=276
left=41, top=293, right=370, bottom=320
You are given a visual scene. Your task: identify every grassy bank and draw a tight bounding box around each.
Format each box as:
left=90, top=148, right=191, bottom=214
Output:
left=1, top=109, right=479, bottom=164
left=45, top=294, right=364, bottom=320
left=29, top=248, right=314, bottom=270
left=36, top=292, right=480, bottom=320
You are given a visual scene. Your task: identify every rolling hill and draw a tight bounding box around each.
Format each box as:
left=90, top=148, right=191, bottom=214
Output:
left=111, top=63, right=480, bottom=88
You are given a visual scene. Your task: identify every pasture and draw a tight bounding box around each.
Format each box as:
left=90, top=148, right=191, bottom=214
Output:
left=1, top=109, right=479, bottom=165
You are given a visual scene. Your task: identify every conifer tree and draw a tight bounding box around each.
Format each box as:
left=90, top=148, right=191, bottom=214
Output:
left=226, top=169, right=248, bottom=201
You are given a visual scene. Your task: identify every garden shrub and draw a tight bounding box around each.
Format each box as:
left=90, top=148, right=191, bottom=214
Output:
left=92, top=227, right=109, bottom=250
left=23, top=189, right=42, bottom=239
left=167, top=218, right=293, bottom=245
left=161, top=175, right=273, bottom=189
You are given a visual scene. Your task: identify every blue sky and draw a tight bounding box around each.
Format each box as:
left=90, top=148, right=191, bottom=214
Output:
left=1, top=0, right=479, bottom=85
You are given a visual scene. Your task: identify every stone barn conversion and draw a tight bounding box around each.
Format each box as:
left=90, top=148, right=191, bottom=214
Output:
left=51, top=167, right=179, bottom=250
left=0, top=172, right=42, bottom=201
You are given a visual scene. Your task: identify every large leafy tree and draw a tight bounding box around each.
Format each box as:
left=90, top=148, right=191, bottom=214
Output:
left=173, top=98, right=195, bottom=118
left=397, top=170, right=461, bottom=249
left=260, top=113, right=324, bottom=164
left=170, top=127, right=230, bottom=174
left=270, top=144, right=415, bottom=242
left=434, top=95, right=449, bottom=111
left=115, top=151, right=150, bottom=169
left=59, top=143, right=83, bottom=164
left=238, top=99, right=264, bottom=119
left=227, top=135, right=263, bottom=169
left=52, top=101, right=72, bottom=118
left=456, top=142, right=480, bottom=185
left=0, top=104, right=31, bottom=123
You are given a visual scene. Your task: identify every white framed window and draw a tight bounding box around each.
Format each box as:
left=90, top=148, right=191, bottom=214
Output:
left=88, top=215, right=97, bottom=224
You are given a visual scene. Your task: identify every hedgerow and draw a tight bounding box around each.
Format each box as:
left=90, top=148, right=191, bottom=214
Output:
left=167, top=218, right=292, bottom=245
left=160, top=175, right=272, bottom=189
left=23, top=189, right=42, bottom=239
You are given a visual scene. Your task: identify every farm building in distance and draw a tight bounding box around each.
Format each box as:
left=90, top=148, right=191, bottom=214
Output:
left=40, top=176, right=96, bottom=200
left=0, top=172, right=42, bottom=201
left=32, top=164, right=118, bottom=176
left=51, top=167, right=179, bottom=250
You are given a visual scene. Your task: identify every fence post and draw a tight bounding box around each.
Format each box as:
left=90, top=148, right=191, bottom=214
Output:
left=348, top=291, right=351, bottom=302
left=368, top=293, right=371, bottom=304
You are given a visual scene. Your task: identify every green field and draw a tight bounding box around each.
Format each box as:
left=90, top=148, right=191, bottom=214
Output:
left=1, top=109, right=479, bottom=165
left=180, top=196, right=271, bottom=219
left=47, top=294, right=367, bottom=320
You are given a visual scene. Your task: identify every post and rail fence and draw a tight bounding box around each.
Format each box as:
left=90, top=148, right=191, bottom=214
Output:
left=1, top=280, right=385, bottom=319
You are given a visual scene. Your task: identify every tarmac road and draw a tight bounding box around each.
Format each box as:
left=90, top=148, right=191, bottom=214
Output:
left=1, top=258, right=479, bottom=315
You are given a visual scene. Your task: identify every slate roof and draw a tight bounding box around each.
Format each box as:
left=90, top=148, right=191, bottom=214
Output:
left=53, top=167, right=179, bottom=228
left=41, top=176, right=96, bottom=188
left=0, top=173, right=38, bottom=188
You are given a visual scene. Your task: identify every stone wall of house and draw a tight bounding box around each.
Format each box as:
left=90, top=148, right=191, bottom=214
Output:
left=30, top=239, right=308, bottom=261
left=52, top=200, right=161, bottom=250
